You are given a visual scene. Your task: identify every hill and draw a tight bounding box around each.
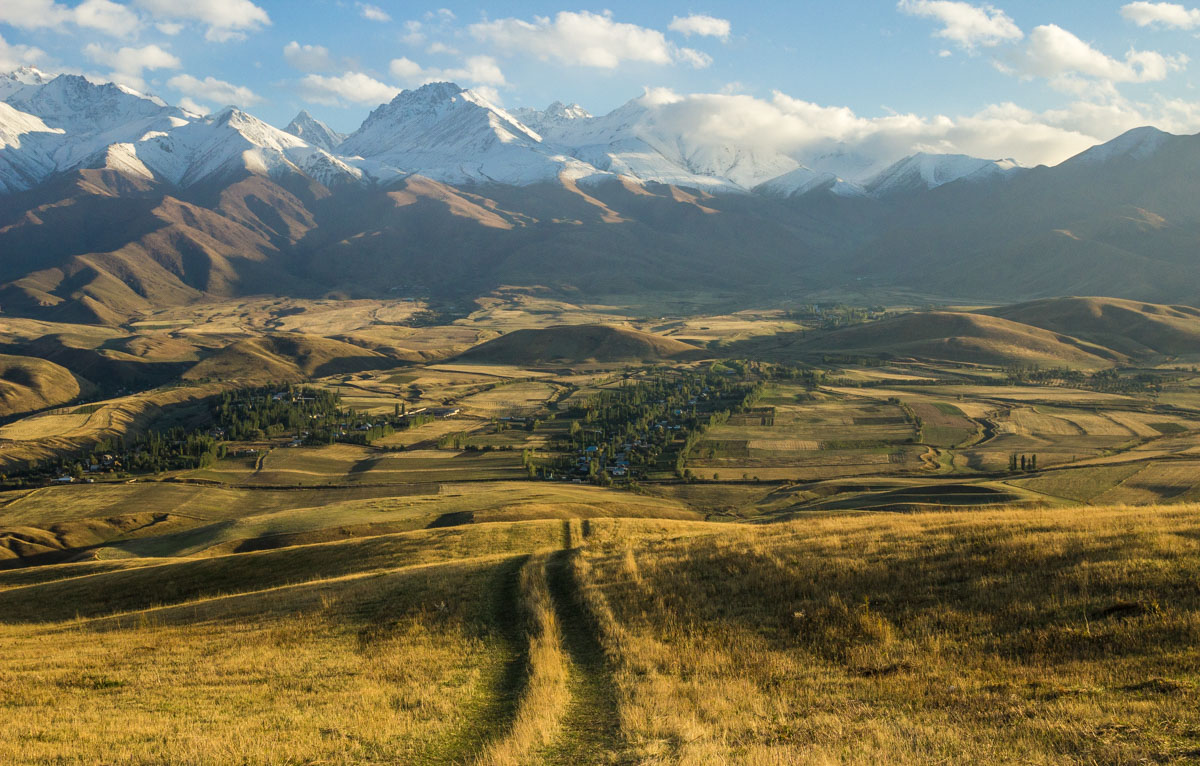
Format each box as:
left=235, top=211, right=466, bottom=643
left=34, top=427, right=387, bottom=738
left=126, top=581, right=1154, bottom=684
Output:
left=0, top=354, right=92, bottom=417
left=453, top=324, right=706, bottom=365
left=739, top=311, right=1121, bottom=368
left=0, top=504, right=1195, bottom=762
left=183, top=334, right=397, bottom=383
left=979, top=296, right=1200, bottom=358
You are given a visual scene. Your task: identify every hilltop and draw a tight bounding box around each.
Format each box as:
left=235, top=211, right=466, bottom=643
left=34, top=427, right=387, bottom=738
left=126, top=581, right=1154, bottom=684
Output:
left=183, top=334, right=398, bottom=383
left=453, top=325, right=706, bottom=365
left=0, top=354, right=91, bottom=417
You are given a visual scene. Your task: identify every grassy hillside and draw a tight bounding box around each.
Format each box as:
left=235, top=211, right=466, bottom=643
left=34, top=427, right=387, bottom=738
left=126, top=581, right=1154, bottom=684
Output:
left=744, top=311, right=1121, bottom=368
left=981, top=296, right=1200, bottom=358
left=183, top=334, right=398, bottom=382
left=0, top=354, right=92, bottom=418
left=455, top=325, right=705, bottom=365
left=0, top=505, right=1195, bottom=763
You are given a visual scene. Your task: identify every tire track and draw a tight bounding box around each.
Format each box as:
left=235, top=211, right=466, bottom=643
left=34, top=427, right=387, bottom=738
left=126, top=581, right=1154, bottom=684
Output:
left=424, top=554, right=531, bottom=766
left=539, top=548, right=627, bottom=765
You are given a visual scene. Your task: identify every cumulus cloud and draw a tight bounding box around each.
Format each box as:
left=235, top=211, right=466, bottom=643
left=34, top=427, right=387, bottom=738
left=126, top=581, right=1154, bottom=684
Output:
left=1006, top=24, right=1187, bottom=85
left=0, top=0, right=140, bottom=37
left=358, top=3, right=390, bottom=22
left=898, top=0, right=1023, bottom=50
left=0, top=33, right=45, bottom=70
left=134, top=0, right=270, bottom=42
left=427, top=42, right=459, bottom=55
left=668, top=14, right=731, bottom=40
left=1121, top=1, right=1200, bottom=28
left=83, top=42, right=180, bottom=91
left=469, top=10, right=711, bottom=69
left=389, top=55, right=507, bottom=88
left=283, top=41, right=335, bottom=72
left=168, top=73, right=261, bottom=107
left=620, top=86, right=1200, bottom=172
left=298, top=71, right=400, bottom=106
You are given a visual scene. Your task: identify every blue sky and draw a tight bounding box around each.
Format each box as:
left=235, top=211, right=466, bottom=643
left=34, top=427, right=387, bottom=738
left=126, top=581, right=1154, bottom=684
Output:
left=2, top=0, right=1199, bottom=164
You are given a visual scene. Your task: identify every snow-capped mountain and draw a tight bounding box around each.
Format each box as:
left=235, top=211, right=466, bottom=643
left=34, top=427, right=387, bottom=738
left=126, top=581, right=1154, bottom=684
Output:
left=284, top=110, right=346, bottom=153
left=1063, top=126, right=1170, bottom=168
left=0, top=66, right=52, bottom=101
left=754, top=166, right=866, bottom=199
left=865, top=153, right=1023, bottom=197
left=130, top=106, right=362, bottom=187
left=337, top=82, right=601, bottom=186
left=0, top=69, right=1175, bottom=204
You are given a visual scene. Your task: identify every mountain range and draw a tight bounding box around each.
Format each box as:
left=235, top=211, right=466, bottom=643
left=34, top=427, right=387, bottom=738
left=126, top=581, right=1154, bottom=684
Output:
left=1, top=67, right=1199, bottom=324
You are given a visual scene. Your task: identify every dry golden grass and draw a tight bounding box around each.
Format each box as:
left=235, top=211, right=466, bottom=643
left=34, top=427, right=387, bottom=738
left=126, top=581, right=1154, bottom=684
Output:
left=573, top=505, right=1200, bottom=764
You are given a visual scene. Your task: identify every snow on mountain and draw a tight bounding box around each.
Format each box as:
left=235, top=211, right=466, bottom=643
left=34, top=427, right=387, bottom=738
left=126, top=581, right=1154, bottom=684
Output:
left=511, top=101, right=592, bottom=134
left=0, top=100, right=62, bottom=193
left=132, top=106, right=362, bottom=187
left=284, top=110, right=346, bottom=153
left=755, top=166, right=866, bottom=199
left=865, top=153, right=1023, bottom=197
left=1063, top=126, right=1170, bottom=167
left=338, top=82, right=601, bottom=186
left=0, top=66, right=52, bottom=101
left=1, top=73, right=192, bottom=185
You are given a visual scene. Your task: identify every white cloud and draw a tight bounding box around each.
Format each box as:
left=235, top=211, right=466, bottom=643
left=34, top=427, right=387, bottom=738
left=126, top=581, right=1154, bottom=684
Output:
left=0, top=0, right=140, bottom=36
left=898, top=0, right=1023, bottom=50
left=134, top=0, right=270, bottom=42
left=298, top=71, right=400, bottom=106
left=675, top=48, right=713, bottom=68
left=177, top=96, right=210, bottom=114
left=83, top=42, right=180, bottom=91
left=0, top=32, right=45, bottom=70
left=469, top=10, right=710, bottom=69
left=425, top=8, right=455, bottom=23
left=389, top=55, right=507, bottom=88
left=358, top=3, right=390, bottom=22
left=156, top=21, right=183, bottom=35
left=283, top=41, right=334, bottom=72
left=402, top=20, right=425, bottom=45
left=1007, top=24, right=1187, bottom=85
left=427, top=42, right=459, bottom=55
left=167, top=73, right=261, bottom=107
left=1121, top=1, right=1200, bottom=29
left=668, top=14, right=731, bottom=40
left=620, top=86, right=1200, bottom=172
left=73, top=0, right=141, bottom=37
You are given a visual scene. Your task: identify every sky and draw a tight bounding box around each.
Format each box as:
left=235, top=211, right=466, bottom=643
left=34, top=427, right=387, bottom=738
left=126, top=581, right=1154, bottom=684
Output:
left=2, top=0, right=1199, bottom=166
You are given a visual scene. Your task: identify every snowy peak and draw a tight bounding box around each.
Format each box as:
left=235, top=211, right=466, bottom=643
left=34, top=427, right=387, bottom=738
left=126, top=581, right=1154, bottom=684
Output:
left=1065, top=126, right=1171, bottom=167
left=132, top=106, right=361, bottom=187
left=755, top=166, right=865, bottom=199
left=336, top=81, right=602, bottom=186
left=513, top=101, right=593, bottom=133
left=0, top=66, right=52, bottom=101
left=5, top=74, right=175, bottom=134
left=285, top=109, right=346, bottom=152
left=866, top=153, right=1023, bottom=197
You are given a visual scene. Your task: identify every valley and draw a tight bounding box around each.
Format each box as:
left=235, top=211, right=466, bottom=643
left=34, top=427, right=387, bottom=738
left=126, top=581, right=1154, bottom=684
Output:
left=1, top=57, right=1199, bottom=764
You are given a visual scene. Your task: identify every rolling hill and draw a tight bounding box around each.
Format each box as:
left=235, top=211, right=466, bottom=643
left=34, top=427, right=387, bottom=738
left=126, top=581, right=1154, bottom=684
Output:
left=980, top=297, right=1200, bottom=358
left=454, top=325, right=706, bottom=364
left=183, top=334, right=398, bottom=383
left=0, top=354, right=91, bottom=417
left=737, top=311, right=1124, bottom=368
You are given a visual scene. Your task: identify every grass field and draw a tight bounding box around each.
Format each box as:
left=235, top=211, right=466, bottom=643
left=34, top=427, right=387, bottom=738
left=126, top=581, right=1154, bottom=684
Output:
left=0, top=504, right=1195, bottom=763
